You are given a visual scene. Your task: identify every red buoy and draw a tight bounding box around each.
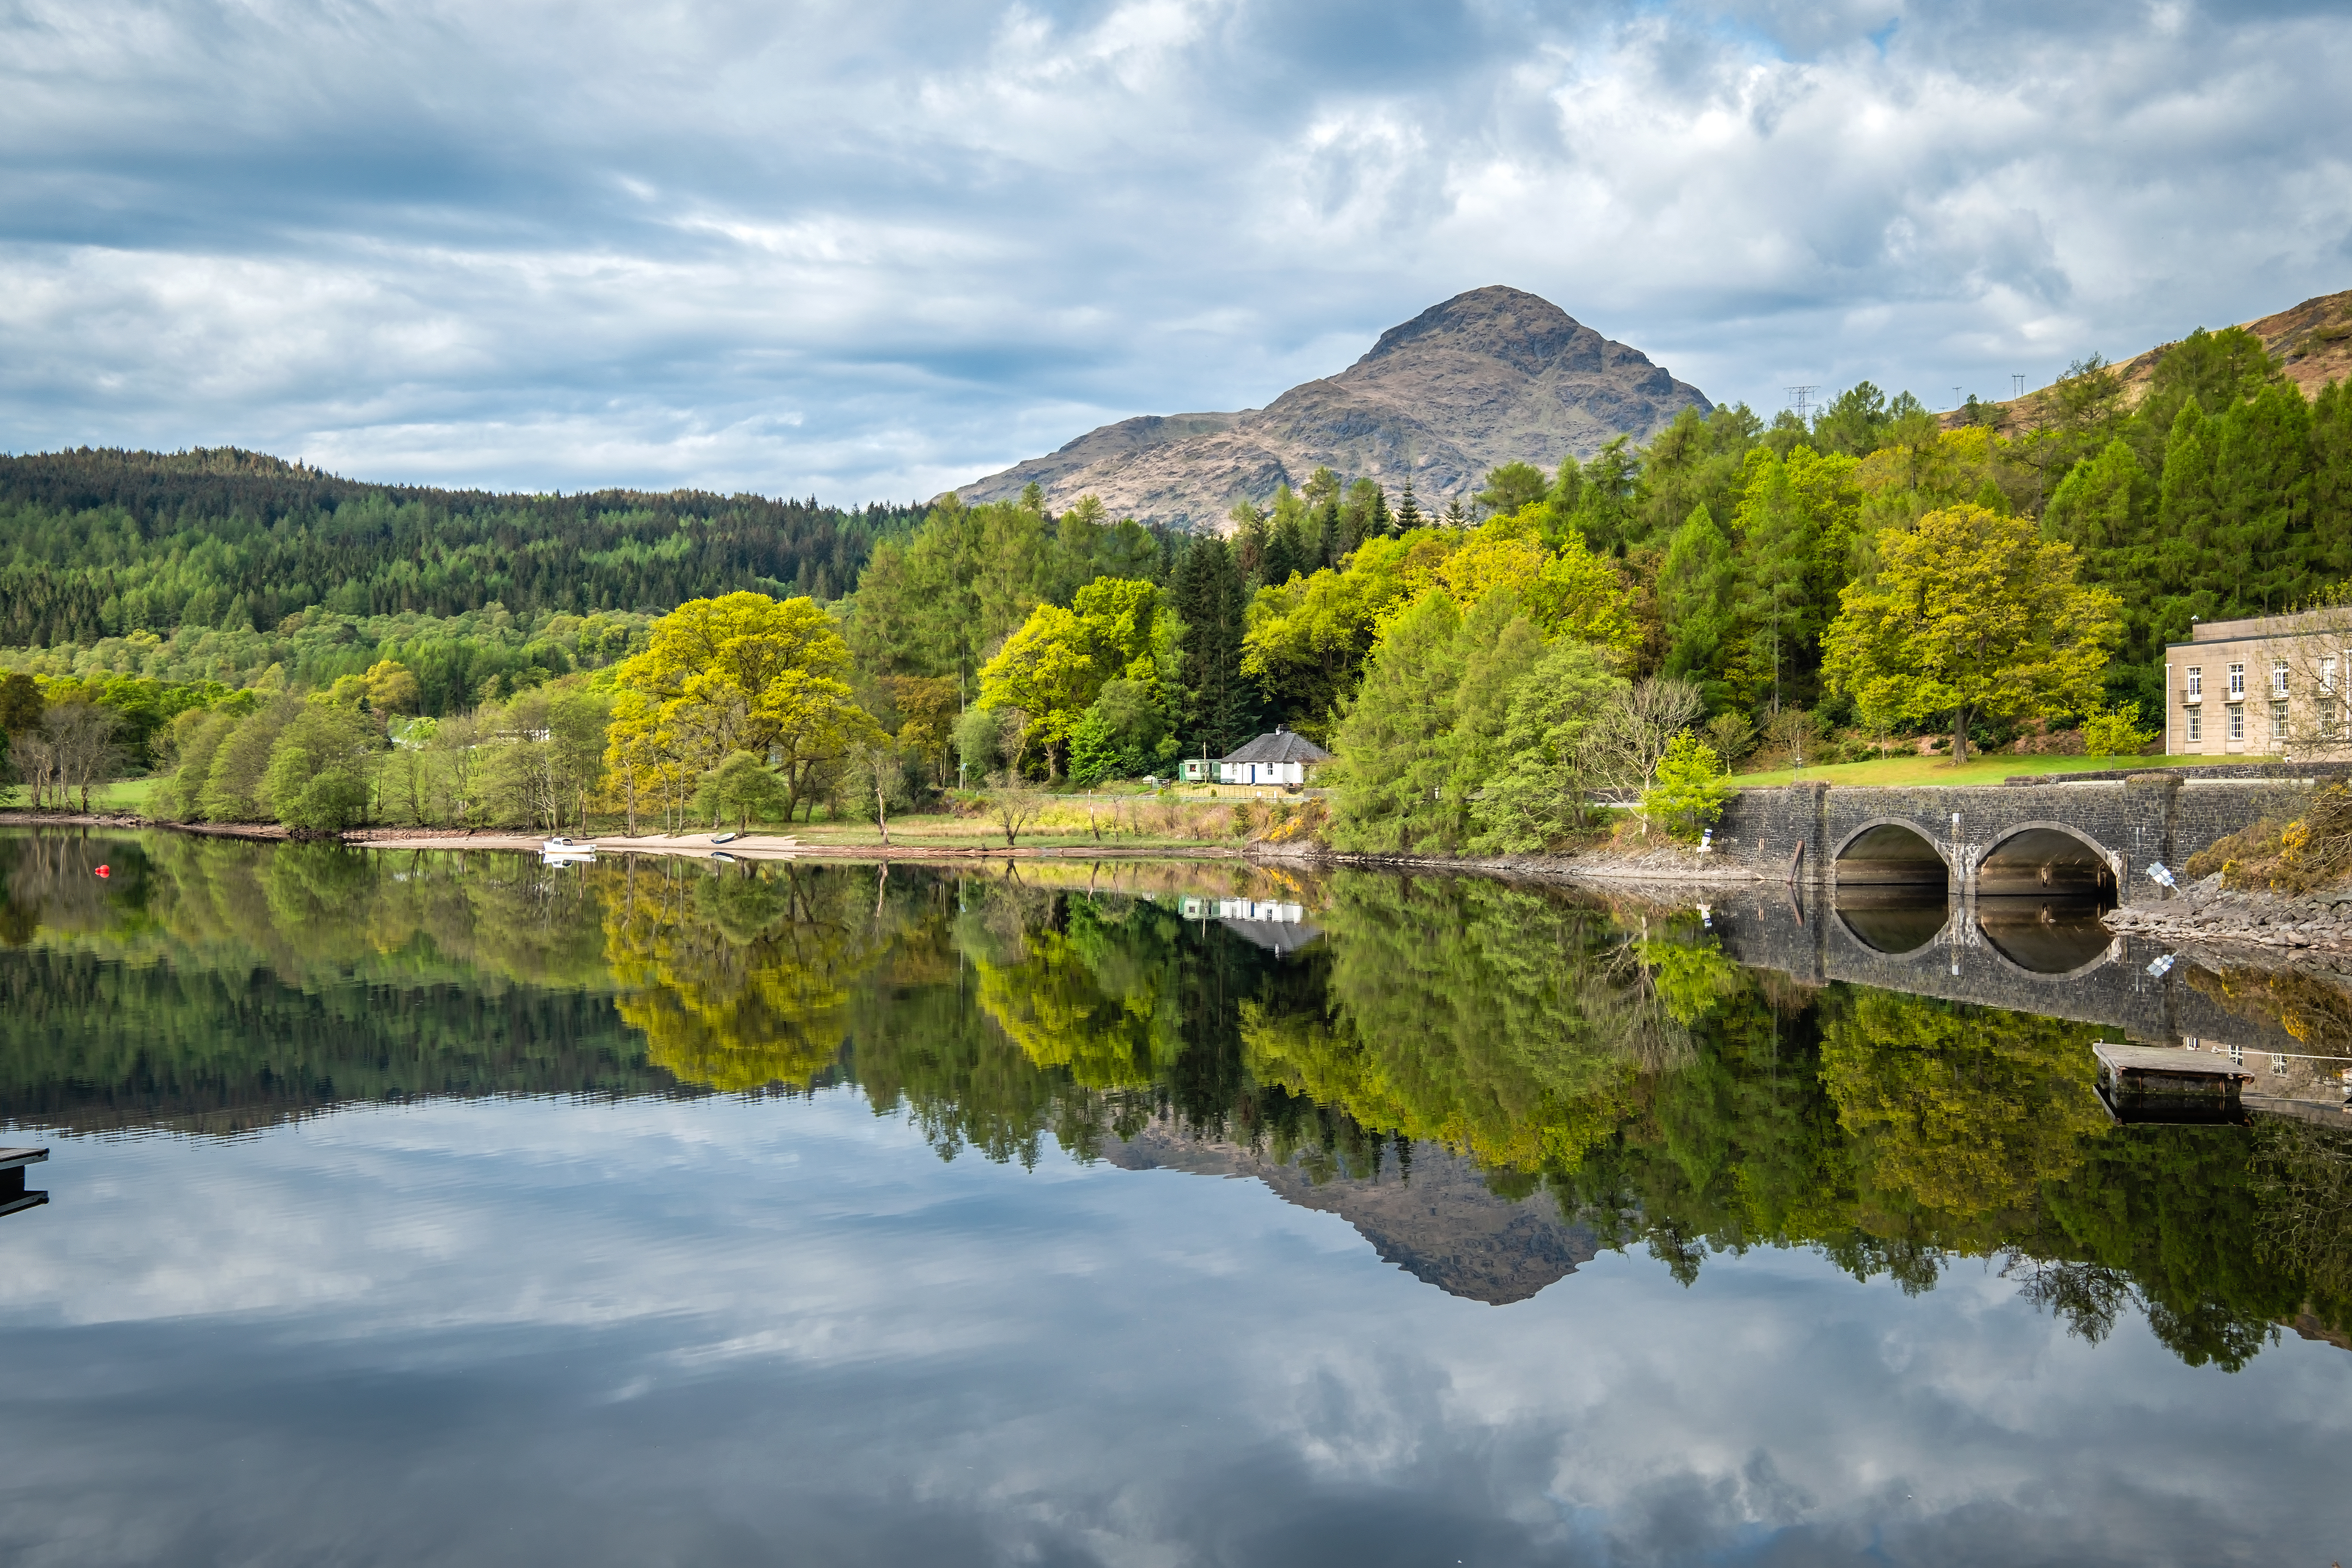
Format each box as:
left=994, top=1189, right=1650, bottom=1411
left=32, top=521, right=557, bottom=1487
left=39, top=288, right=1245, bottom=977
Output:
left=94, top=865, right=110, bottom=879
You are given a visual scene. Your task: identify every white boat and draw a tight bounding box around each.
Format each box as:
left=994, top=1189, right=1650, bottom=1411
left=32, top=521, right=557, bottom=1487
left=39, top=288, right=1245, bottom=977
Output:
left=540, top=836, right=596, bottom=863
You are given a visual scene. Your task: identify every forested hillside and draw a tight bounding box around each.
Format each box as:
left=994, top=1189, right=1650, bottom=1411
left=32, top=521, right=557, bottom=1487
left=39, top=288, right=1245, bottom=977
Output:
left=0, top=447, right=920, bottom=647
left=5, top=301, right=2350, bottom=855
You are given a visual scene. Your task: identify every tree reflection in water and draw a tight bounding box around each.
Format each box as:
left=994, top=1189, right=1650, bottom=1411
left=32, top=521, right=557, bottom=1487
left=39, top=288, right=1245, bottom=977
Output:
left=0, top=829, right=2346, bottom=1368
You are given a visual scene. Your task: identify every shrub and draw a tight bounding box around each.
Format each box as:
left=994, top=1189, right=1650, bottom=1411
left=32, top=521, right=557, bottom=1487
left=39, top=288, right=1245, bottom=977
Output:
left=1643, top=733, right=1731, bottom=840
left=2182, top=785, right=2352, bottom=892
left=2081, top=701, right=2154, bottom=757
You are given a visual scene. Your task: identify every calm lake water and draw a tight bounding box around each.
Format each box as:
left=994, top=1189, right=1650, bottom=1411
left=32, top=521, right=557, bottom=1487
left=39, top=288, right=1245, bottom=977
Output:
left=1, top=828, right=2348, bottom=1566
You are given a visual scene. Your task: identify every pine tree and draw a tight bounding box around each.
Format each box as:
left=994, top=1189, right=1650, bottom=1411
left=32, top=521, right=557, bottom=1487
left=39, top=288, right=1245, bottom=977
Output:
left=1170, top=537, right=1255, bottom=756
left=1658, top=504, right=1743, bottom=711
left=2210, top=382, right=2316, bottom=615
left=2156, top=398, right=2218, bottom=611
left=2312, top=379, right=2352, bottom=584
left=1732, top=448, right=1818, bottom=713
left=2043, top=438, right=2160, bottom=707
left=1396, top=478, right=1423, bottom=530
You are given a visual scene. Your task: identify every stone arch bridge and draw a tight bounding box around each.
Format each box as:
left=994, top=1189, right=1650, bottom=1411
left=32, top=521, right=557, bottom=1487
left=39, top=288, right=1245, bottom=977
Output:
left=1715, top=773, right=2312, bottom=906
left=1691, top=773, right=2346, bottom=1076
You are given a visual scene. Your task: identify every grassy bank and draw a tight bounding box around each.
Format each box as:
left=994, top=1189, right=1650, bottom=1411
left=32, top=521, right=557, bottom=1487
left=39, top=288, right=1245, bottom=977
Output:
left=1732, top=752, right=2189, bottom=789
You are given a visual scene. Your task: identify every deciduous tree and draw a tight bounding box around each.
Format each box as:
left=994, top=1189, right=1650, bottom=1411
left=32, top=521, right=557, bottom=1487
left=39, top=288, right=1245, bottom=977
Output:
left=609, top=592, right=881, bottom=821
left=1821, top=504, right=2119, bottom=764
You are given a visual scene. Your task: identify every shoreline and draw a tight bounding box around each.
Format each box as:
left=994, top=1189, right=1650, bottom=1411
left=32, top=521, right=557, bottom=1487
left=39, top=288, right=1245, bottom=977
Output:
left=0, top=812, right=1256, bottom=862
left=24, top=808, right=2352, bottom=967
left=0, top=811, right=1784, bottom=881
left=2103, top=881, right=2352, bottom=959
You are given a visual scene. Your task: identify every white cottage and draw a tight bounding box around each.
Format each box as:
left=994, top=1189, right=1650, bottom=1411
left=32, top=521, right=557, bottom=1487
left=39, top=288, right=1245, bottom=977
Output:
left=1178, top=729, right=1333, bottom=787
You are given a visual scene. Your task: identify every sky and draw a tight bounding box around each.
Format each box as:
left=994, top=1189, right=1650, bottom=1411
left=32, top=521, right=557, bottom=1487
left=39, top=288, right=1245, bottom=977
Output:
left=2, top=0, right=2348, bottom=505
left=5, top=1092, right=2349, bottom=1563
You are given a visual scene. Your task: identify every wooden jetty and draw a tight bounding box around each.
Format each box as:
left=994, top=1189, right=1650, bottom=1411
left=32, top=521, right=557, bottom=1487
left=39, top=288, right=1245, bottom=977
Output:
left=0, top=1146, right=48, bottom=1218
left=2092, top=1042, right=2253, bottom=1125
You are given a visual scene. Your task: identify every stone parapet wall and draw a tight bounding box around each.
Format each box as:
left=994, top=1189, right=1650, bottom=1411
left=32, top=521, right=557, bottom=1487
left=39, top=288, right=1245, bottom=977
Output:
left=2005, top=763, right=2352, bottom=785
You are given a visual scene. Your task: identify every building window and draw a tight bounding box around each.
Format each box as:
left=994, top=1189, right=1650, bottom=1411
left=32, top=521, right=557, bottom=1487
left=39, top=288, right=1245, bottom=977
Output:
left=2187, top=707, right=2203, bottom=742
left=2322, top=700, right=2341, bottom=742
left=2186, top=666, right=2203, bottom=699
left=2229, top=663, right=2245, bottom=699
left=2325, top=656, right=2339, bottom=694
left=2229, top=705, right=2245, bottom=742
left=2273, top=661, right=2290, bottom=697
left=2273, top=699, right=2290, bottom=740
left=2274, top=1053, right=2291, bottom=1076
left=2229, top=1043, right=2245, bottom=1067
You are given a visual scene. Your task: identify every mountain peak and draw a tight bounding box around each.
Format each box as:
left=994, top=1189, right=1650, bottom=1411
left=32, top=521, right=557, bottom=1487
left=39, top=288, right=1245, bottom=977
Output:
left=960, top=287, right=1709, bottom=529
left=1358, top=285, right=1601, bottom=377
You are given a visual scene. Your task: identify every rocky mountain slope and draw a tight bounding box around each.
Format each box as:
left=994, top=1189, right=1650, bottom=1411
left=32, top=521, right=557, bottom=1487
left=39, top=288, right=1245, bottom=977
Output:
left=960, top=286, right=1710, bottom=531
left=1948, top=286, right=2352, bottom=432
left=1103, top=1117, right=1598, bottom=1306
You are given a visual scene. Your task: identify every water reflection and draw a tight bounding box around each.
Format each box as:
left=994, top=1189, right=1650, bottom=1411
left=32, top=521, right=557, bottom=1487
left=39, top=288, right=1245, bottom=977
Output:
left=1832, top=886, right=1951, bottom=954
left=0, top=828, right=2347, bottom=1374
left=1976, top=897, right=2120, bottom=974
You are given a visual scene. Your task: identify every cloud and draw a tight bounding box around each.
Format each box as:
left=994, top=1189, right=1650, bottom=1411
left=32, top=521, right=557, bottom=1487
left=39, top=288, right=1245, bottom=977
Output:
left=0, top=0, right=2346, bottom=501
left=2, top=1094, right=2349, bottom=1564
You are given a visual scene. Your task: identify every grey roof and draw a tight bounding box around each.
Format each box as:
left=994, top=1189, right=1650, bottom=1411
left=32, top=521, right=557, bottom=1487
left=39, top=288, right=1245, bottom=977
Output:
left=1219, top=730, right=1334, bottom=765
left=1217, top=918, right=1324, bottom=954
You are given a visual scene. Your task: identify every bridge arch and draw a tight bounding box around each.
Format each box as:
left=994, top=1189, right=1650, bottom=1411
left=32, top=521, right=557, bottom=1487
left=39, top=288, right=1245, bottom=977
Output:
left=1829, top=820, right=1951, bottom=956
left=1972, top=919, right=2126, bottom=981
left=1832, top=897, right=1951, bottom=957
left=1976, top=820, right=2119, bottom=899
left=1830, top=819, right=1951, bottom=886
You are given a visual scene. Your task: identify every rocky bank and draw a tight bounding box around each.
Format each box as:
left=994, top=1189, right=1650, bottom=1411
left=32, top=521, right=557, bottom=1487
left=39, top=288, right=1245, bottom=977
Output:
left=2105, top=872, right=2352, bottom=958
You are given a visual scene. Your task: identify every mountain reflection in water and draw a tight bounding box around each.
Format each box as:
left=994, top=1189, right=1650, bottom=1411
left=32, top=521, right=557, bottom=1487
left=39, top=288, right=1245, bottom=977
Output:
left=2, top=829, right=2350, bottom=1563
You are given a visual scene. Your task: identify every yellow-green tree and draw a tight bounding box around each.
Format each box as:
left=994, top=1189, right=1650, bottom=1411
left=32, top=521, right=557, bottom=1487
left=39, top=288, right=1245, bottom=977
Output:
left=1245, top=513, right=1635, bottom=736
left=977, top=576, right=1178, bottom=779
left=1821, top=504, right=2119, bottom=763
left=1819, top=989, right=2107, bottom=1242
left=977, top=604, right=1096, bottom=776
left=606, top=592, right=880, bottom=820
left=602, top=862, right=892, bottom=1091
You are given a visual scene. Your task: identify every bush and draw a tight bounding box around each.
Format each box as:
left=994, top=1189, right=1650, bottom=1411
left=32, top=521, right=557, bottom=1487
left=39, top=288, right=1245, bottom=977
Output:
left=2183, top=784, right=2352, bottom=892
left=1643, top=733, right=1731, bottom=840
left=1066, top=678, right=1173, bottom=786
left=954, top=706, right=1009, bottom=783
left=2081, top=702, right=2154, bottom=757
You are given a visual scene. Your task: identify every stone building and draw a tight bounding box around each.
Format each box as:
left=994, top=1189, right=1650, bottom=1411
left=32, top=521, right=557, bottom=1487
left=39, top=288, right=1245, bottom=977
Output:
left=2165, top=611, right=2352, bottom=759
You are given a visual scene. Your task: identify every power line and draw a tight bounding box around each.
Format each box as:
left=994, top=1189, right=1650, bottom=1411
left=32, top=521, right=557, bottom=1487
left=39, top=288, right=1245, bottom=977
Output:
left=2012, top=373, right=2026, bottom=399
left=1784, top=385, right=1819, bottom=424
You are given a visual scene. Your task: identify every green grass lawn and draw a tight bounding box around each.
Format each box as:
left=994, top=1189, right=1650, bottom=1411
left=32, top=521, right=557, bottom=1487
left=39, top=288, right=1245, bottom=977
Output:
left=1731, top=752, right=2190, bottom=789
left=4, top=776, right=165, bottom=813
